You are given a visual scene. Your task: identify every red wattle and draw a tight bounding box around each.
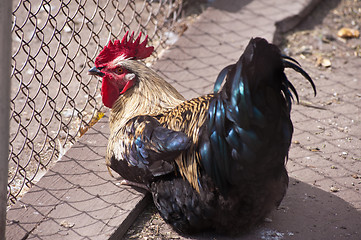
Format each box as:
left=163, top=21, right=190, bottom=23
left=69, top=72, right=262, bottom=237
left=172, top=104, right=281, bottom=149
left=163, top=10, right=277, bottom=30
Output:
left=101, top=79, right=119, bottom=108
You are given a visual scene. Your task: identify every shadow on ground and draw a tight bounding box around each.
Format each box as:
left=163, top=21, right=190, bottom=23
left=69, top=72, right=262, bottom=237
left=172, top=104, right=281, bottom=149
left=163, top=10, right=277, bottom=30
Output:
left=127, top=177, right=360, bottom=240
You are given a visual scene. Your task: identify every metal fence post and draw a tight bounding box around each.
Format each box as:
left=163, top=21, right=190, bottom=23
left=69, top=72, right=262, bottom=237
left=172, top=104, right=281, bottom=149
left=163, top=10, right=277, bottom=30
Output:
left=0, top=0, right=12, bottom=237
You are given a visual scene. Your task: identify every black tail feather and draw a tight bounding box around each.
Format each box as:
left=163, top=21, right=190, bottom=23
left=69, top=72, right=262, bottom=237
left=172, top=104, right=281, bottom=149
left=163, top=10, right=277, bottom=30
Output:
left=282, top=58, right=317, bottom=96
left=200, top=38, right=316, bottom=193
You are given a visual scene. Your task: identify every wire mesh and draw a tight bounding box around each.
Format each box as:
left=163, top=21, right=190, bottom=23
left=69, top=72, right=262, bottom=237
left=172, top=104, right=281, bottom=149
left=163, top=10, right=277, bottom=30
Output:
left=8, top=0, right=184, bottom=205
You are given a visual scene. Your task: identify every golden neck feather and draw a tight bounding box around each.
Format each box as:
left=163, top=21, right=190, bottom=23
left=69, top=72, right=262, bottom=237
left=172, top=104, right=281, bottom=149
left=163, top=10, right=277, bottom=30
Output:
left=109, top=60, right=185, bottom=134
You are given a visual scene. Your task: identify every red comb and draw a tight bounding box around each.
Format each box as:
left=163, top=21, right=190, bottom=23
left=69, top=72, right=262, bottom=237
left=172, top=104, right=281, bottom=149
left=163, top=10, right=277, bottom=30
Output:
left=95, top=31, right=154, bottom=67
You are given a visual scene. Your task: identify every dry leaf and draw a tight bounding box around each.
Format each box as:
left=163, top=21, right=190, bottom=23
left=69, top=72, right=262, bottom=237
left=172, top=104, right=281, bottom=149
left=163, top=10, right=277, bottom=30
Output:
left=79, top=111, right=105, bottom=137
left=337, top=28, right=360, bottom=38
left=60, top=220, right=75, bottom=228
left=316, top=56, right=332, bottom=68
left=309, top=147, right=320, bottom=152
left=321, top=58, right=331, bottom=67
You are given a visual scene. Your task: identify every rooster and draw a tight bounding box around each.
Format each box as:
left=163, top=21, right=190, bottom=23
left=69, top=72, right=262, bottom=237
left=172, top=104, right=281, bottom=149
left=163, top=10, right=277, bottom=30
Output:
left=89, top=31, right=316, bottom=234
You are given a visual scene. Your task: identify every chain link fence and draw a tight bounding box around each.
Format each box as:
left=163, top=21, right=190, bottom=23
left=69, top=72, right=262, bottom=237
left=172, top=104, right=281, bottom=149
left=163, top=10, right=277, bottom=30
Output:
left=8, top=0, right=188, bottom=206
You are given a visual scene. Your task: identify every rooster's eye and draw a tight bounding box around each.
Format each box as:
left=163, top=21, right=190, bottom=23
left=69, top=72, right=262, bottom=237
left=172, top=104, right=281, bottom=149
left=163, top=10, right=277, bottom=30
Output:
left=115, top=67, right=124, bottom=75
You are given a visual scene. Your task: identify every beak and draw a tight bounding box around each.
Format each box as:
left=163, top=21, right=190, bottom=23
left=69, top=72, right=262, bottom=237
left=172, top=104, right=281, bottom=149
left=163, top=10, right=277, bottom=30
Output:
left=88, top=66, right=105, bottom=77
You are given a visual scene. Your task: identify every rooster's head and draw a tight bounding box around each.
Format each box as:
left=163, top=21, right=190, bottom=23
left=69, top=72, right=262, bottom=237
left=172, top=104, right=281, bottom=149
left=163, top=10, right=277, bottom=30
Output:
left=89, top=31, right=154, bottom=108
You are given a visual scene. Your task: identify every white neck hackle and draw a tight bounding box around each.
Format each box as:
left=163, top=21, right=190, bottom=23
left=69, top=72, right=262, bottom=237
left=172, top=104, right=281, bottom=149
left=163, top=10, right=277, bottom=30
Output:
left=108, top=60, right=185, bottom=135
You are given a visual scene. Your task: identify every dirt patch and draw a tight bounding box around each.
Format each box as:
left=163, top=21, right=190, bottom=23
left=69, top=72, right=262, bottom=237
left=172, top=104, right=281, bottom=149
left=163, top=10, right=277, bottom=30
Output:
left=281, top=0, right=361, bottom=67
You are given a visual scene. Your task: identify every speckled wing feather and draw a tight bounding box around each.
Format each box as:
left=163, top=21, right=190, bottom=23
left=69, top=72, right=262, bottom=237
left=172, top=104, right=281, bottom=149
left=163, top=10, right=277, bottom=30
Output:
left=108, top=115, right=191, bottom=185
left=156, top=94, right=214, bottom=192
